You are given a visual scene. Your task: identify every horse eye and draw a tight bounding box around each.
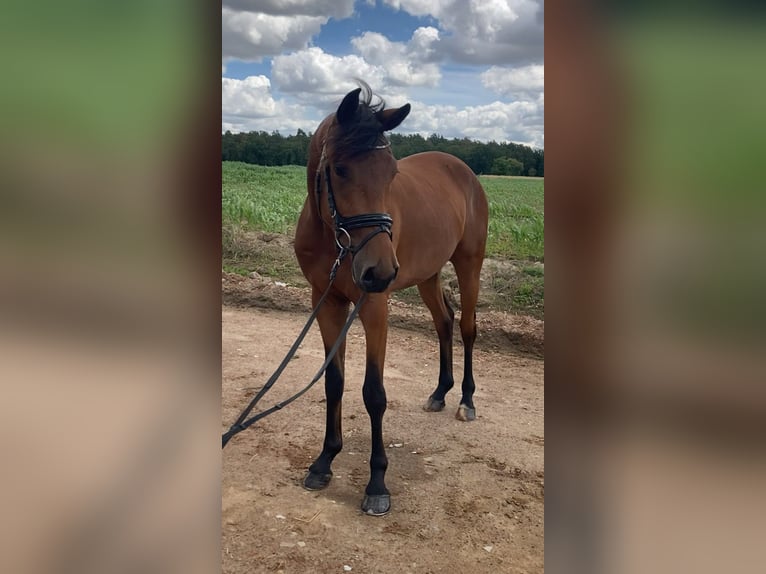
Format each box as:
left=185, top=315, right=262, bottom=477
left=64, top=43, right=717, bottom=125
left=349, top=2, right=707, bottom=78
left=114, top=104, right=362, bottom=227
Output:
left=333, top=165, right=347, bottom=178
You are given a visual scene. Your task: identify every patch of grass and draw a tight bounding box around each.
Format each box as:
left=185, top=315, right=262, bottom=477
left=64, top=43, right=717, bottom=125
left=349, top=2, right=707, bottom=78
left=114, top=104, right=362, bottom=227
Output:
left=479, top=176, right=544, bottom=261
left=522, top=265, right=544, bottom=278
left=222, top=223, right=307, bottom=287
left=222, top=162, right=306, bottom=234
left=479, top=261, right=545, bottom=318
left=223, top=264, right=251, bottom=277
left=512, top=277, right=545, bottom=313
left=392, top=285, right=423, bottom=307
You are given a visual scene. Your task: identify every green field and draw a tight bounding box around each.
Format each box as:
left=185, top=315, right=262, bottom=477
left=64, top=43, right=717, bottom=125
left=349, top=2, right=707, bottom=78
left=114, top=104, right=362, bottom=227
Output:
left=222, top=163, right=306, bottom=236
left=222, top=162, right=544, bottom=260
left=222, top=161, right=544, bottom=316
left=480, top=176, right=544, bottom=260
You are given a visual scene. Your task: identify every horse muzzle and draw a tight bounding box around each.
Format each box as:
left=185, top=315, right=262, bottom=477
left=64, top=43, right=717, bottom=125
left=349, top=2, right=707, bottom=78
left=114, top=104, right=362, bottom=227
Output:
left=355, top=261, right=399, bottom=293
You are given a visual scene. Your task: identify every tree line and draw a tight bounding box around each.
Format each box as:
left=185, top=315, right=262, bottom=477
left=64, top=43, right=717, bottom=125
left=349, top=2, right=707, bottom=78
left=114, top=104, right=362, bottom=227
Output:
left=222, top=130, right=544, bottom=177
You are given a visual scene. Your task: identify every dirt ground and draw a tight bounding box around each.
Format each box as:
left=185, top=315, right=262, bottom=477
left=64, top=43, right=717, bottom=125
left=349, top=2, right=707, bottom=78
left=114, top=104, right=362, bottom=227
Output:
left=224, top=230, right=544, bottom=319
left=222, top=276, right=544, bottom=574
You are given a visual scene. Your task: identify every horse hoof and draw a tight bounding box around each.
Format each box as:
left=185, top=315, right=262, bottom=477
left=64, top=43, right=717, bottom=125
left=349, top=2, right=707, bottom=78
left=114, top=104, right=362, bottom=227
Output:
left=303, top=471, right=333, bottom=491
left=423, top=397, right=446, bottom=412
left=455, top=404, right=476, bottom=421
left=361, top=494, right=391, bottom=516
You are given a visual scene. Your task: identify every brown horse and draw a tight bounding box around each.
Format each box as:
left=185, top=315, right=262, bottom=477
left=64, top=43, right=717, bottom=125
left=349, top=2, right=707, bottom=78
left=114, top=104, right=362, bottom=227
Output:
left=294, top=82, right=488, bottom=515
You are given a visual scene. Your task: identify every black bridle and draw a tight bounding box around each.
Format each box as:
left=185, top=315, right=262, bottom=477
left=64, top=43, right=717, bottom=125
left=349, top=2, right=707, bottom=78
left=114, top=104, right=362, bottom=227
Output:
left=317, top=142, right=394, bottom=258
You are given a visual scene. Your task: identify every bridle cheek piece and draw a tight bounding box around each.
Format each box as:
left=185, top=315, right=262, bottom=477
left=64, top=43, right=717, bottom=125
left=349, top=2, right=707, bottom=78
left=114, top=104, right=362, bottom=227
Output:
left=316, top=155, right=394, bottom=261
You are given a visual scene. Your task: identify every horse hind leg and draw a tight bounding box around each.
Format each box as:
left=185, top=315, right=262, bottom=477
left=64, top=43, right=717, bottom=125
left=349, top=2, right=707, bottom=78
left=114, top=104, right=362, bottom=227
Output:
left=417, top=273, right=455, bottom=412
left=451, top=253, right=483, bottom=422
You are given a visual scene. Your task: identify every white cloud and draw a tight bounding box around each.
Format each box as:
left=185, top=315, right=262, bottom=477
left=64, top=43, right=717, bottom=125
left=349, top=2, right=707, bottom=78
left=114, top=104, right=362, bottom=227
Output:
left=222, top=70, right=542, bottom=147
left=409, top=26, right=441, bottom=61
left=384, top=0, right=522, bottom=38
left=351, top=27, right=441, bottom=87
left=222, top=0, right=543, bottom=67
left=222, top=1, right=356, bottom=62
left=221, top=75, right=312, bottom=133
left=400, top=99, right=544, bottom=148
left=222, top=0, right=354, bottom=18
left=270, top=46, right=428, bottom=114
left=222, top=8, right=325, bottom=62
left=222, top=75, right=275, bottom=116
left=220, top=2, right=543, bottom=146
left=272, top=47, right=385, bottom=101
left=383, top=0, right=543, bottom=65
left=481, top=64, right=544, bottom=99
left=271, top=34, right=441, bottom=111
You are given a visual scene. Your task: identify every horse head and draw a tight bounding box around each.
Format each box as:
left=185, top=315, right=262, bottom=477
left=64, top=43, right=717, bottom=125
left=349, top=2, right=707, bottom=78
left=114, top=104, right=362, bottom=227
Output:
left=318, top=84, right=411, bottom=293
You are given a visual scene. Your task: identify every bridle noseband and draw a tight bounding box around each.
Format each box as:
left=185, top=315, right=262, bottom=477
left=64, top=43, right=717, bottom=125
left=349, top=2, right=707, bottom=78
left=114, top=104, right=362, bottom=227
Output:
left=316, top=141, right=394, bottom=259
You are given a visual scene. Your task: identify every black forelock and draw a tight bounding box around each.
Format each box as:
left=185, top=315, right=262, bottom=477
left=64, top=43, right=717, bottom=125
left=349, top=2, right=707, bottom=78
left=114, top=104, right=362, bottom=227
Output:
left=329, top=80, right=389, bottom=160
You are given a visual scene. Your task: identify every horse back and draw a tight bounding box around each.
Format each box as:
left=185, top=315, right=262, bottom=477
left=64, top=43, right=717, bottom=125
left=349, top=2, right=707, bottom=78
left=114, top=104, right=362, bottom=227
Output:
left=394, top=151, right=487, bottom=238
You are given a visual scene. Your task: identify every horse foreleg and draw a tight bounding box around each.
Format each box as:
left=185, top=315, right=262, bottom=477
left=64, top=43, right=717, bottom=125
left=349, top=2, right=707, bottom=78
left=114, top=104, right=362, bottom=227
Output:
left=303, top=292, right=349, bottom=491
left=359, top=295, right=391, bottom=515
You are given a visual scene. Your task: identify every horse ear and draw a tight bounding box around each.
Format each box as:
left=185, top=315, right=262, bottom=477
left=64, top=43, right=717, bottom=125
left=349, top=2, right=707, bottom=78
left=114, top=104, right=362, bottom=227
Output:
left=337, top=88, right=362, bottom=125
left=377, top=103, right=411, bottom=131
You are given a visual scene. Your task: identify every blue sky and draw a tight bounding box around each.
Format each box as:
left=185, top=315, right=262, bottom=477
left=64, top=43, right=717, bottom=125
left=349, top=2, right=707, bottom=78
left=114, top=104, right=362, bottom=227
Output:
left=222, top=0, right=544, bottom=147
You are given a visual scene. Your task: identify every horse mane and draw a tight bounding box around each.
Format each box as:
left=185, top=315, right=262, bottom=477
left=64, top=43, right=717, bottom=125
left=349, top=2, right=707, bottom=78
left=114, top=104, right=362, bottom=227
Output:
left=329, top=80, right=388, bottom=160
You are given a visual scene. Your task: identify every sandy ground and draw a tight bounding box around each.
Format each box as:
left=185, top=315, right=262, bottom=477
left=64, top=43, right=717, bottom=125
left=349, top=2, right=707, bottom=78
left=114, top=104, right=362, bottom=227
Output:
left=222, top=284, right=544, bottom=573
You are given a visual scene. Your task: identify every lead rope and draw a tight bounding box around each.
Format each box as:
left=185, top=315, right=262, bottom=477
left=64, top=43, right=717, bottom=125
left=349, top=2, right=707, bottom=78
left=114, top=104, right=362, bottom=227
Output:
left=223, top=139, right=391, bottom=448
left=222, top=251, right=365, bottom=448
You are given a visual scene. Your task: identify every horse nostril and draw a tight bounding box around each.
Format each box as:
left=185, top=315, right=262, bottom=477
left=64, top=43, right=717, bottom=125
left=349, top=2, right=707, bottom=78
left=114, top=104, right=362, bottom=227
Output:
left=362, top=267, right=376, bottom=286
left=359, top=266, right=395, bottom=293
